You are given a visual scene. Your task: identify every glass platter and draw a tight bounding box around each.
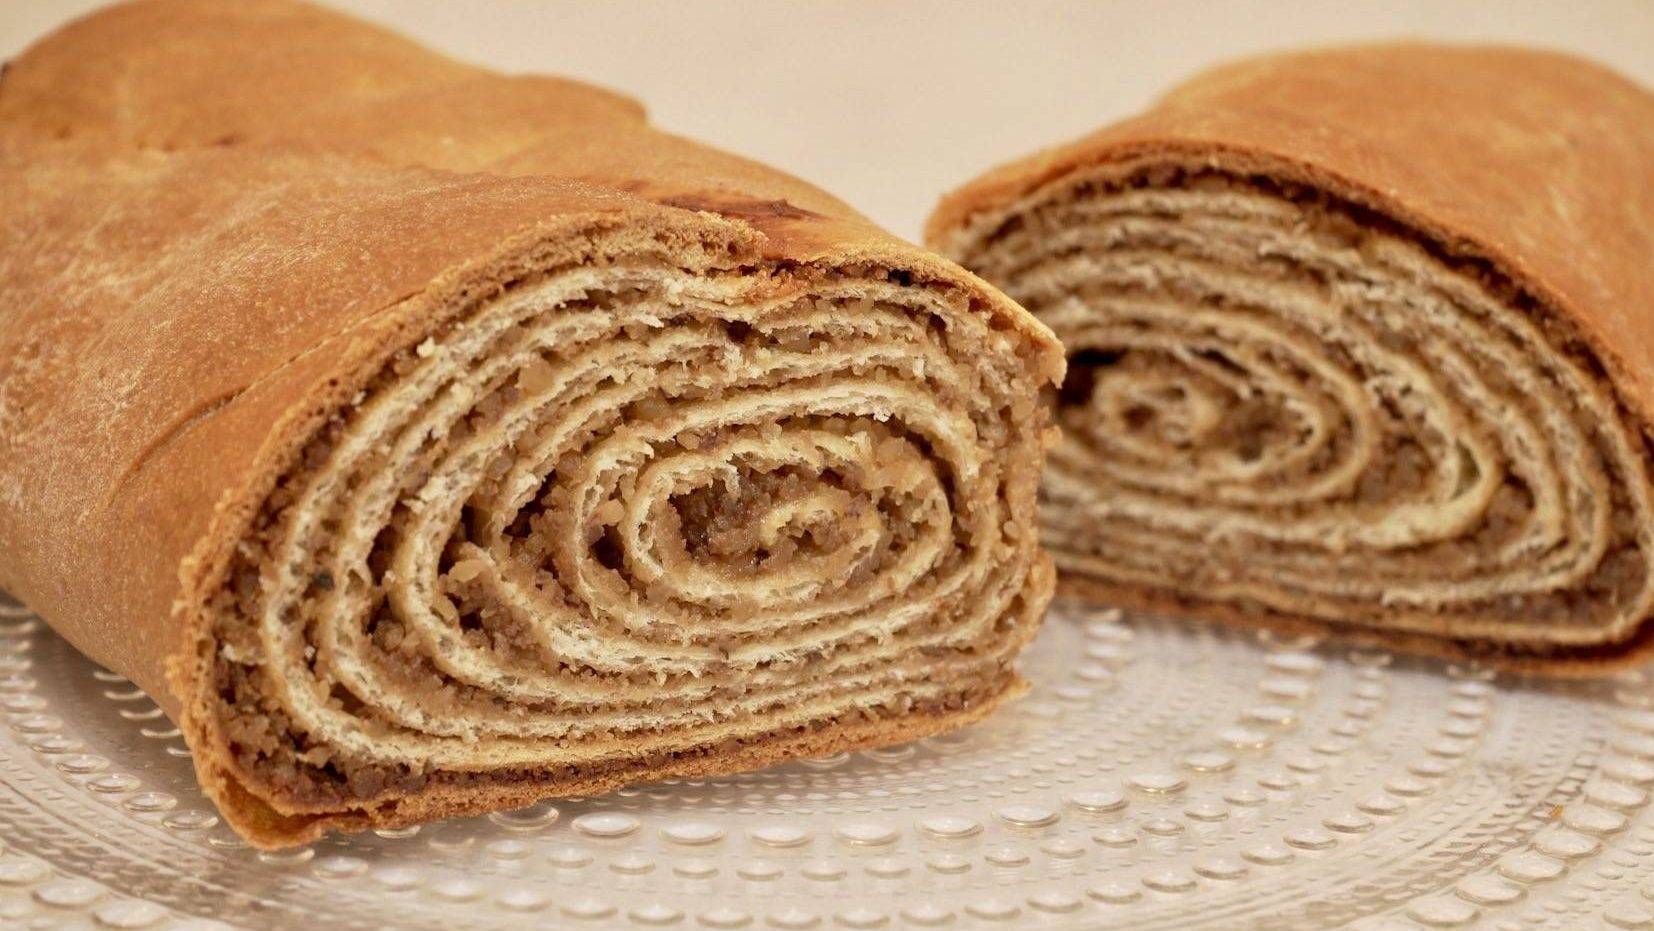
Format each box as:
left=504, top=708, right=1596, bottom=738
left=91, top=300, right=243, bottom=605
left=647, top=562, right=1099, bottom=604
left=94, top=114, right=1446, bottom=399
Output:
left=4, top=592, right=1654, bottom=931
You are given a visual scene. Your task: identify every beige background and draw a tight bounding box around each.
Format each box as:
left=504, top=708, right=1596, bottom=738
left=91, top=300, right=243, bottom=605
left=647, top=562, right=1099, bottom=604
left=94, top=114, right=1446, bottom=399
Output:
left=5, top=1, right=1652, bottom=240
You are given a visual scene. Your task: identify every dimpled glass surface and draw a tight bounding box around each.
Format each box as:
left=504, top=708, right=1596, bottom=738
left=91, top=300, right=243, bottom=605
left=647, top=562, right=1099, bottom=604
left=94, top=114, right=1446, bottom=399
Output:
left=4, top=591, right=1654, bottom=930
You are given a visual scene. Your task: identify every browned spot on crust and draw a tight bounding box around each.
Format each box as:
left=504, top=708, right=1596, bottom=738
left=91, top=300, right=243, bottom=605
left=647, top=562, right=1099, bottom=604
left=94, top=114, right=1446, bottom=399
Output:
left=658, top=193, right=823, bottom=222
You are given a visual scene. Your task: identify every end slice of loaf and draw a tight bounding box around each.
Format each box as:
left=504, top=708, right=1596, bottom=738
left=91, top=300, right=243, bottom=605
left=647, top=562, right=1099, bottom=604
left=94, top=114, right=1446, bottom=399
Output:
left=929, top=43, right=1654, bottom=673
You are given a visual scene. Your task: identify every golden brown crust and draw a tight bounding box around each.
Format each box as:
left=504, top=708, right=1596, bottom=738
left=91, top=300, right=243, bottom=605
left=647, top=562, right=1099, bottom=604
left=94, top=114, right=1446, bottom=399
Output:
left=0, top=0, right=854, bottom=260
left=929, top=43, right=1654, bottom=673
left=0, top=0, right=1060, bottom=847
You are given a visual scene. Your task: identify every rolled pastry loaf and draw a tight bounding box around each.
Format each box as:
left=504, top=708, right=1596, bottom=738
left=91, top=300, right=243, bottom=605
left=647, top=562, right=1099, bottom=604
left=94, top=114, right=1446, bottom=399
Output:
left=928, top=44, right=1654, bottom=672
left=0, top=0, right=1061, bottom=846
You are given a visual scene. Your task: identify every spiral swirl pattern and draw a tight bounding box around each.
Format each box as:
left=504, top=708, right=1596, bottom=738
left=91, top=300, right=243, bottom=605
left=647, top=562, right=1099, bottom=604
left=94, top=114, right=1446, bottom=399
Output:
left=944, top=164, right=1654, bottom=660
left=205, top=260, right=1053, bottom=813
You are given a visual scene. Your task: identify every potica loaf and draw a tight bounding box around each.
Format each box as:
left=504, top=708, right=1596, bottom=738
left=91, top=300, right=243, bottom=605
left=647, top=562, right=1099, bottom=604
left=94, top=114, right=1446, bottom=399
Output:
left=929, top=43, right=1654, bottom=672
left=0, top=0, right=1061, bottom=846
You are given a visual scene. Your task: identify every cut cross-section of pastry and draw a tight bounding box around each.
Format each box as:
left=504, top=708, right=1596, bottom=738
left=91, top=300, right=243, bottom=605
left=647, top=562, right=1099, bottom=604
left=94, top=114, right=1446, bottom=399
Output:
left=0, top=1, right=1061, bottom=847
left=928, top=43, right=1654, bottom=673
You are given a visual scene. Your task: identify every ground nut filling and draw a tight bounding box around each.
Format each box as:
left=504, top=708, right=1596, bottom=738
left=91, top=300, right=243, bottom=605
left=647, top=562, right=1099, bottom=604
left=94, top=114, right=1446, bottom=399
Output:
left=204, top=262, right=1055, bottom=806
left=947, top=163, right=1654, bottom=659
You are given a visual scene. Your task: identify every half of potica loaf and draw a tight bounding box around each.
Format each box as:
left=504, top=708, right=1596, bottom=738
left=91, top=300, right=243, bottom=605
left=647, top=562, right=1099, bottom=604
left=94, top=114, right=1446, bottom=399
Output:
left=929, top=43, right=1654, bottom=673
left=0, top=0, right=1061, bottom=847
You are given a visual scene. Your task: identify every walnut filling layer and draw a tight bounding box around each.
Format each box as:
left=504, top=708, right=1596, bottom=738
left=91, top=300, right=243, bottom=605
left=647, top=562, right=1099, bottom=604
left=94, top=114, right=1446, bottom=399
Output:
left=204, top=261, right=1052, bottom=807
left=949, top=164, right=1654, bottom=653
